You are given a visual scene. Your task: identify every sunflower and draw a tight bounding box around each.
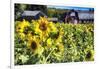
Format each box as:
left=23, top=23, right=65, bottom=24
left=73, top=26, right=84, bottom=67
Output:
left=37, top=17, right=48, bottom=31
left=15, top=19, right=30, bottom=33
left=85, top=50, right=94, bottom=61
left=56, top=43, right=64, bottom=54
left=52, top=43, right=64, bottom=61
left=27, top=37, right=44, bottom=55
left=48, top=22, right=57, bottom=32
left=53, top=27, right=64, bottom=43
left=26, top=31, right=34, bottom=39
left=17, top=32, right=25, bottom=39
left=34, top=17, right=51, bottom=39
left=39, top=21, right=47, bottom=31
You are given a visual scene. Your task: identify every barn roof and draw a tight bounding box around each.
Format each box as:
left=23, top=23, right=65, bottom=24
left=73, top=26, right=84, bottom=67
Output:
left=21, top=10, right=47, bottom=16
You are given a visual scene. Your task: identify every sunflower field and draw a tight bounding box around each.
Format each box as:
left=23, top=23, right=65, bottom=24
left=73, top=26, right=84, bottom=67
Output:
left=14, top=17, right=94, bottom=65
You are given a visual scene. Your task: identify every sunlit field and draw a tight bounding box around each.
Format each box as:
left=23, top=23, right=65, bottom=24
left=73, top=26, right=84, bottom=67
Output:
left=14, top=17, right=94, bottom=65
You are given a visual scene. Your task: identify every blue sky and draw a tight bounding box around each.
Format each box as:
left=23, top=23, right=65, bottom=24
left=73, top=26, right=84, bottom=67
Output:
left=47, top=5, right=94, bottom=11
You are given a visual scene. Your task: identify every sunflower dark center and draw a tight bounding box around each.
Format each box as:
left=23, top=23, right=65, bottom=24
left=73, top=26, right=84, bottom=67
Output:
left=18, top=27, right=21, bottom=29
left=54, top=32, right=59, bottom=39
left=16, top=27, right=21, bottom=32
left=31, top=32, right=35, bottom=36
left=86, top=51, right=92, bottom=59
left=23, top=27, right=29, bottom=34
left=39, top=23, right=47, bottom=31
left=31, top=41, right=37, bottom=50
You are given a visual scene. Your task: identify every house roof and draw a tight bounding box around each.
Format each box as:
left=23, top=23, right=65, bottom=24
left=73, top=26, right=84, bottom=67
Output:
left=21, top=10, right=47, bottom=16
left=78, top=12, right=94, bottom=20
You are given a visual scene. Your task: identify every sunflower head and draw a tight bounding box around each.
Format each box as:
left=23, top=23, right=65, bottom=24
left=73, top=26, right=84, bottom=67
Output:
left=38, top=17, right=48, bottom=31
left=39, top=22, right=47, bottom=31
left=15, top=22, right=24, bottom=33
left=15, top=19, right=30, bottom=33
left=18, top=33, right=25, bottom=39
left=55, top=43, right=64, bottom=54
left=85, top=50, right=94, bottom=61
left=48, top=22, right=57, bottom=32
left=27, top=36, right=43, bottom=55
left=27, top=39, right=39, bottom=54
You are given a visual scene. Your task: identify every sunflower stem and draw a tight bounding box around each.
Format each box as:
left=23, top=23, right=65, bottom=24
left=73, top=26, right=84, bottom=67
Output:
left=43, top=48, right=55, bottom=63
